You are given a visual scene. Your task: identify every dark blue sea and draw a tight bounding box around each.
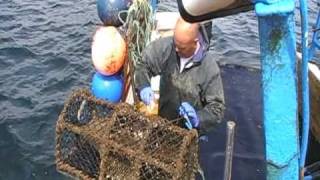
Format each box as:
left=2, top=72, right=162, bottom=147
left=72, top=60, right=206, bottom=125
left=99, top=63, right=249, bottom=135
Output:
left=0, top=0, right=319, bottom=179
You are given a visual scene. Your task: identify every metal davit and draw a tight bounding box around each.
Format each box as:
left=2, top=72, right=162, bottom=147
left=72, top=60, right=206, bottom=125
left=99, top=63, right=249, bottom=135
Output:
left=177, top=0, right=253, bottom=22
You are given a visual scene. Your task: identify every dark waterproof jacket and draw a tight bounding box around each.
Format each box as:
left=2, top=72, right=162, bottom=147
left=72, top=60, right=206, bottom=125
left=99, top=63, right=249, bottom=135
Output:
left=134, top=37, right=225, bottom=135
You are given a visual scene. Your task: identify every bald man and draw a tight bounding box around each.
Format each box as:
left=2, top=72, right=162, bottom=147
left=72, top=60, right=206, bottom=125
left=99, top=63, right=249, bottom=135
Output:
left=134, top=17, right=225, bottom=135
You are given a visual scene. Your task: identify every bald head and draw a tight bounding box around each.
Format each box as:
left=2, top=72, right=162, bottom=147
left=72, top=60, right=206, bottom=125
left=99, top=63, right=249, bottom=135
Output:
left=174, top=17, right=200, bottom=58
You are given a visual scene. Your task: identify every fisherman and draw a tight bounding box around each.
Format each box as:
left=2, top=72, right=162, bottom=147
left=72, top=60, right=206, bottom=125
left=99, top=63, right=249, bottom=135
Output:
left=134, top=17, right=225, bottom=135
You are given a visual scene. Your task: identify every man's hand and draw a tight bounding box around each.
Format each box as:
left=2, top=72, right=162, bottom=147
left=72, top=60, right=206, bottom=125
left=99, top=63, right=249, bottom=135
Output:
left=140, top=86, right=154, bottom=105
left=179, top=102, right=199, bottom=129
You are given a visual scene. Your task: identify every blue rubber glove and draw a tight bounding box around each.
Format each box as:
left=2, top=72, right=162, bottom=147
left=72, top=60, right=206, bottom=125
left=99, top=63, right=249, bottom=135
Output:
left=179, top=102, right=199, bottom=129
left=140, top=86, right=154, bottom=105
left=199, top=135, right=208, bottom=142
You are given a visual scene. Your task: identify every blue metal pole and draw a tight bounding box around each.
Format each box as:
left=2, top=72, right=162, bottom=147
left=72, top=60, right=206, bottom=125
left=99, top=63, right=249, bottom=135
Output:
left=299, top=0, right=310, bottom=174
left=255, top=0, right=299, bottom=179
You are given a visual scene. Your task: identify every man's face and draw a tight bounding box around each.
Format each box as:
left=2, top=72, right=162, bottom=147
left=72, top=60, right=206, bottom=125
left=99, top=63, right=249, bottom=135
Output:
left=174, top=36, right=198, bottom=58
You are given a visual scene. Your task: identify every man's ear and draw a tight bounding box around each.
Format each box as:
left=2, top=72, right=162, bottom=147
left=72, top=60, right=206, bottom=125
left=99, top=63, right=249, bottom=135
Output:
left=193, top=38, right=199, bottom=47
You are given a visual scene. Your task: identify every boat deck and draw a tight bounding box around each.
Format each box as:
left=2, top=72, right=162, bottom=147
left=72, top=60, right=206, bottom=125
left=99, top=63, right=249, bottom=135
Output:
left=199, top=65, right=266, bottom=180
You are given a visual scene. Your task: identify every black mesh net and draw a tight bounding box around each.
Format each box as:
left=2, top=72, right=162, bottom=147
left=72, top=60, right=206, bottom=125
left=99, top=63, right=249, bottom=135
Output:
left=109, top=113, right=149, bottom=149
left=56, top=89, right=198, bottom=179
left=64, top=97, right=94, bottom=125
left=140, top=163, right=172, bottom=180
left=144, top=127, right=184, bottom=165
left=59, top=130, right=101, bottom=178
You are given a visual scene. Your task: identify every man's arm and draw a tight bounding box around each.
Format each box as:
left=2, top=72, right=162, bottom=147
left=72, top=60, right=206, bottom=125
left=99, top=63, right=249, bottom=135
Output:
left=134, top=37, right=172, bottom=91
left=197, top=61, right=225, bottom=135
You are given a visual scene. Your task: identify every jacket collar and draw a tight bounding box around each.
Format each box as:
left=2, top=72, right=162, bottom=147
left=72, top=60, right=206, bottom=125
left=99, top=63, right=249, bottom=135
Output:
left=184, top=33, right=207, bottom=63
left=192, top=41, right=205, bottom=63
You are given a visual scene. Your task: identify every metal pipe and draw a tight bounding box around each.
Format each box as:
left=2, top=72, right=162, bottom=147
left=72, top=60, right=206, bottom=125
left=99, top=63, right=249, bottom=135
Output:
left=224, top=121, right=236, bottom=180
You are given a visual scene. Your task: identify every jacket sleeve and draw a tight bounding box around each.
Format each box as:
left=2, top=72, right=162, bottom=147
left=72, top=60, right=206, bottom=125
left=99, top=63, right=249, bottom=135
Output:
left=197, top=60, right=225, bottom=135
left=134, top=37, right=172, bottom=91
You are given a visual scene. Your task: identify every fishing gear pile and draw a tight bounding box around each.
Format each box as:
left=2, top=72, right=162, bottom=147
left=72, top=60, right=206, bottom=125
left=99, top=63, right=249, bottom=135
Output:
left=55, top=89, right=199, bottom=179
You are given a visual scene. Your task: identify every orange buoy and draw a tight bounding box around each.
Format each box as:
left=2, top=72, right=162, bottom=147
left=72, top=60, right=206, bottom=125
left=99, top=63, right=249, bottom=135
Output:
left=92, top=26, right=127, bottom=76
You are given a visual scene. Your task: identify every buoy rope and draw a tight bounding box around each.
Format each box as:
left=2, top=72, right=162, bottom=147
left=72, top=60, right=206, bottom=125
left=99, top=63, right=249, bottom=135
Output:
left=122, top=0, right=154, bottom=102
